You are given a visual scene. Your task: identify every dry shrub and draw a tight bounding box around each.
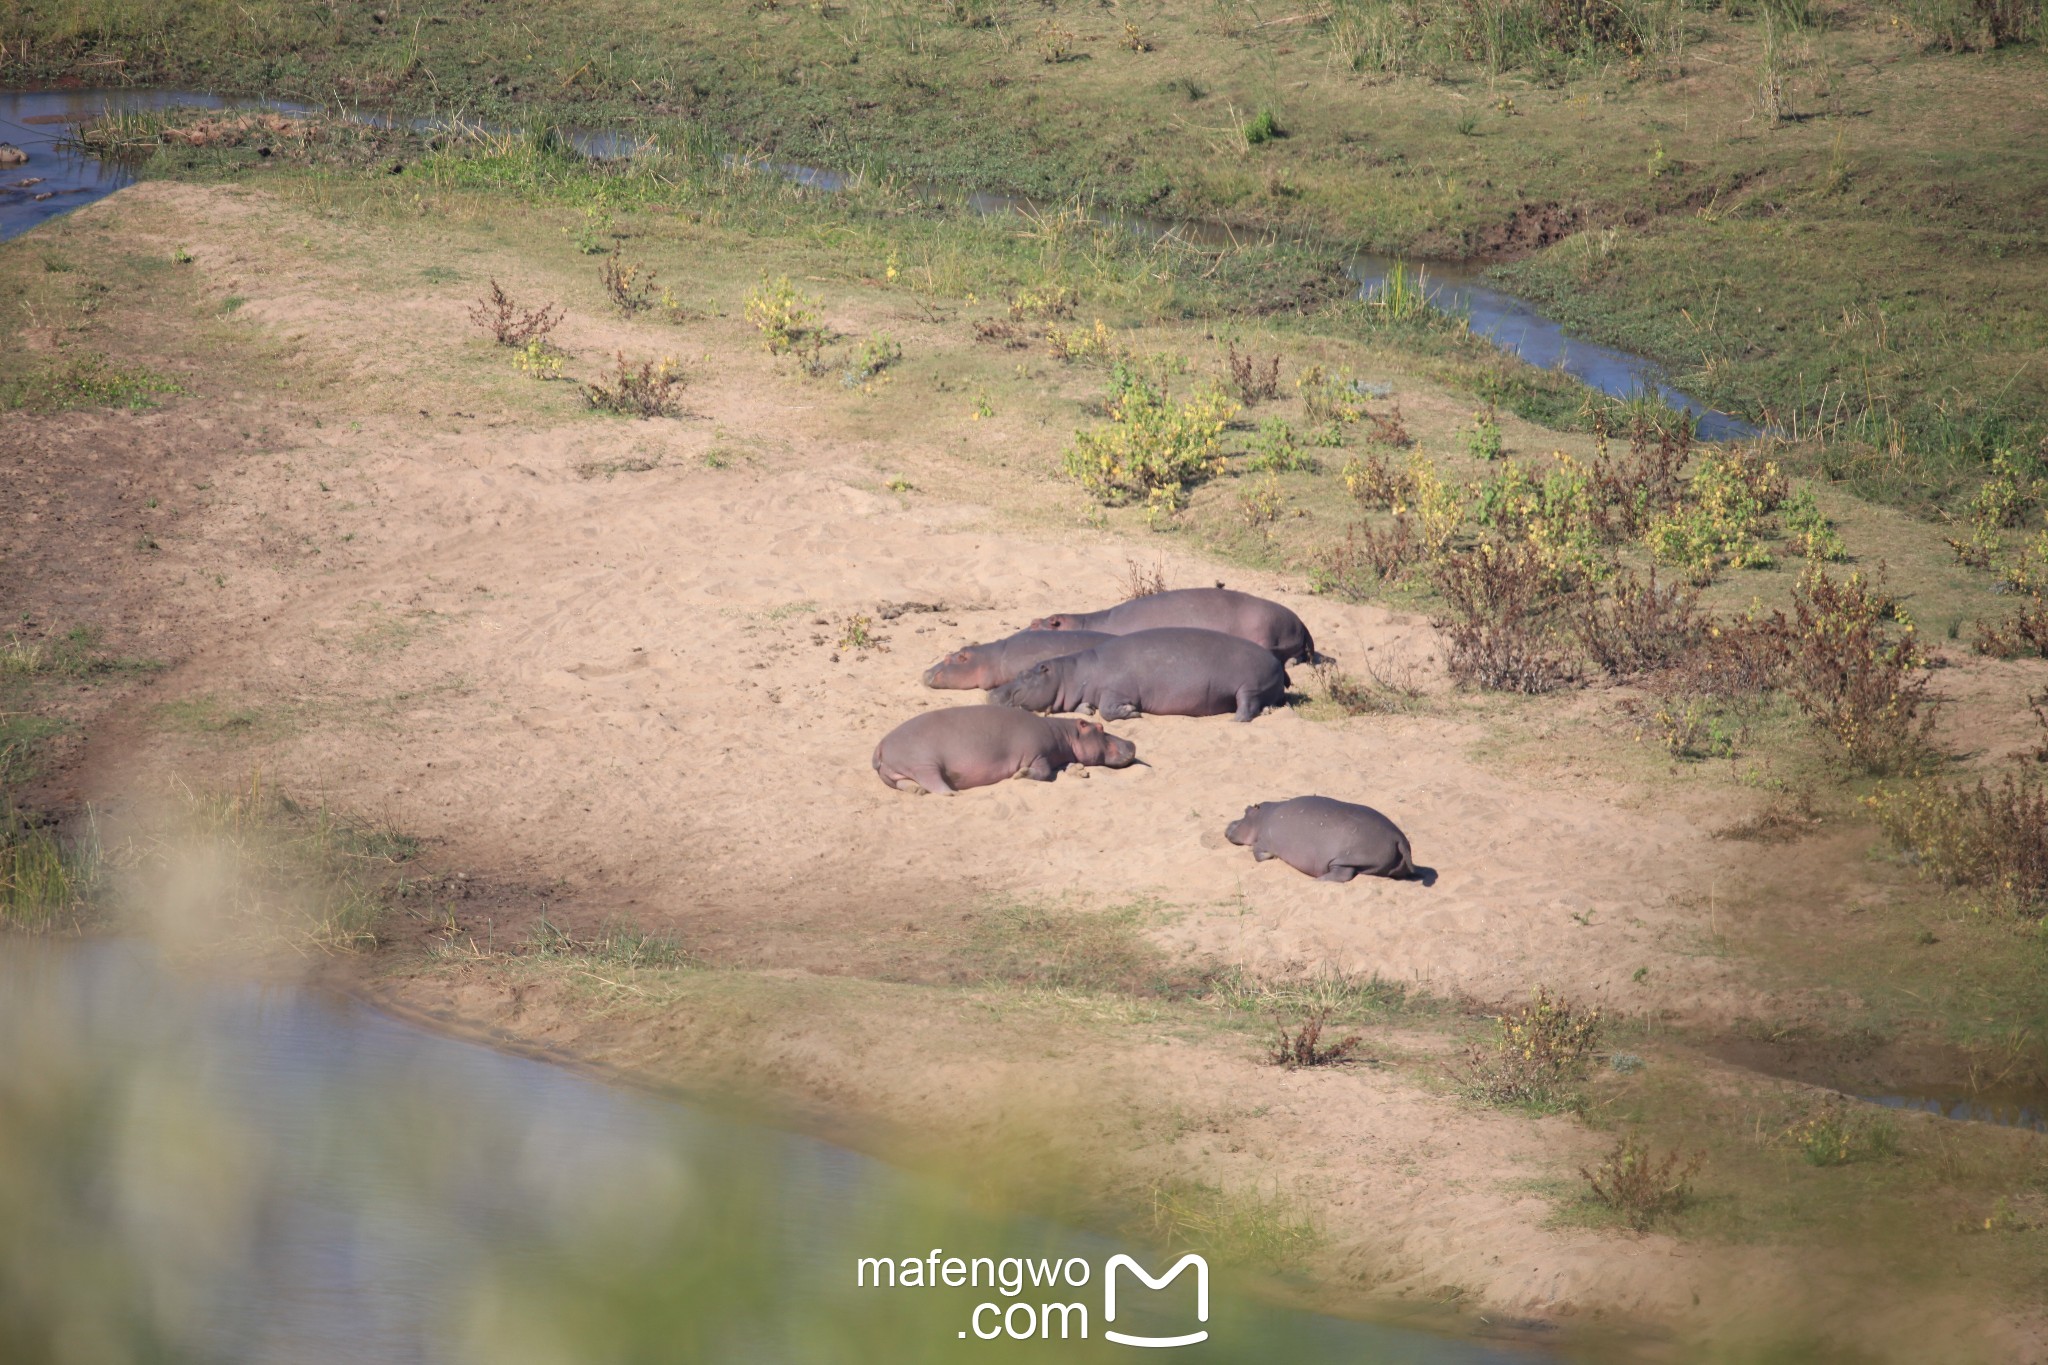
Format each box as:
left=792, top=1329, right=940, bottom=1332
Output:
left=1587, top=414, right=1691, bottom=541
left=469, top=280, right=564, bottom=348
left=580, top=353, right=689, bottom=418
left=1868, top=771, right=2048, bottom=916
left=1581, top=1134, right=1704, bottom=1232
left=1465, top=986, right=1602, bottom=1109
left=600, top=255, right=658, bottom=314
left=1341, top=448, right=1416, bottom=510
left=1431, top=539, right=1573, bottom=693
left=1312, top=657, right=1425, bottom=715
left=1226, top=343, right=1282, bottom=404
left=1973, top=594, right=2048, bottom=659
left=973, top=319, right=1030, bottom=349
left=1715, top=786, right=1823, bottom=842
left=1269, top=1008, right=1365, bottom=1068
left=1119, top=555, right=1169, bottom=600
left=1309, top=517, right=1421, bottom=598
left=1361, top=404, right=1412, bottom=449
left=1570, top=566, right=1705, bottom=679
left=1787, top=565, right=1936, bottom=774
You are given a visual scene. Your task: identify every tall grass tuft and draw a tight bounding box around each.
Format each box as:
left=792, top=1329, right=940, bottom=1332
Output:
left=0, top=804, right=98, bottom=929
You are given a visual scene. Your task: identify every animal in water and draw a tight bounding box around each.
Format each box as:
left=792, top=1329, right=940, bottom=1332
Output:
left=1224, top=796, right=1416, bottom=882
left=921, top=629, right=1116, bottom=690
left=0, top=144, right=28, bottom=168
left=987, top=628, right=1288, bottom=723
left=872, top=705, right=1139, bottom=795
left=1028, top=586, right=1314, bottom=664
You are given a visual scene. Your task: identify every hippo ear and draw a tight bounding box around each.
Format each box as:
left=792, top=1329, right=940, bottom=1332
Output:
left=1077, top=719, right=1100, bottom=734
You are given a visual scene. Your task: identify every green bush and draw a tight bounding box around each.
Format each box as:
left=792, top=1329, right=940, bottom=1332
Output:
left=1868, top=771, right=2048, bottom=915
left=1063, top=364, right=1239, bottom=511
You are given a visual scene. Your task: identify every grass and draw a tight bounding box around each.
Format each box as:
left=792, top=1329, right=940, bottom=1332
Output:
left=13, top=0, right=2042, bottom=509
left=959, top=899, right=1216, bottom=1000
left=0, top=803, right=98, bottom=929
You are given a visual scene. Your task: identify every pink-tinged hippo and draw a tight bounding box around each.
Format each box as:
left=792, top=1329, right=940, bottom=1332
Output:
left=921, top=629, right=1116, bottom=690
left=987, top=628, right=1288, bottom=723
left=1225, top=796, right=1416, bottom=881
left=1028, top=587, right=1315, bottom=664
left=872, top=705, right=1139, bottom=795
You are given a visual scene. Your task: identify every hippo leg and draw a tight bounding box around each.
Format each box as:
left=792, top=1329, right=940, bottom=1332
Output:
left=1251, top=846, right=1274, bottom=863
left=1318, top=865, right=1363, bottom=883
left=908, top=763, right=956, bottom=795
left=1015, top=755, right=1061, bottom=782
left=1232, top=687, right=1265, bottom=723
left=1096, top=692, right=1139, bottom=721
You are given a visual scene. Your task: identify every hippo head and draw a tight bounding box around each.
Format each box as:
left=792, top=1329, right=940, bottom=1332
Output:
left=1223, top=804, right=1266, bottom=847
left=1070, top=719, right=1139, bottom=769
left=988, top=660, right=1059, bottom=713
left=921, top=646, right=982, bottom=690
left=1027, top=613, right=1080, bottom=631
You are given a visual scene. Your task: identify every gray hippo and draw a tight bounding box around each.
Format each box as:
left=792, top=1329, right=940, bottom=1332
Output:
left=987, top=628, right=1288, bottom=722
left=873, top=705, right=1139, bottom=794
left=922, top=629, right=1115, bottom=690
left=1028, top=587, right=1315, bottom=664
left=1225, top=797, right=1416, bottom=881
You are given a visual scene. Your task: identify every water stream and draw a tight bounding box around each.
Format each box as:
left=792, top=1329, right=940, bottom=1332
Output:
left=0, top=937, right=1565, bottom=1363
left=0, top=87, right=1752, bottom=439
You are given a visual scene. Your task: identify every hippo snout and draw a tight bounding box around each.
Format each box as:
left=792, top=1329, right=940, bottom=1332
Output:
left=1224, top=818, right=1250, bottom=845
left=1104, top=736, right=1139, bottom=768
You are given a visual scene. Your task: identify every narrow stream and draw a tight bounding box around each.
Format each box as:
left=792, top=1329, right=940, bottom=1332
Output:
left=1, top=87, right=1752, bottom=440
left=0, top=937, right=1564, bottom=1363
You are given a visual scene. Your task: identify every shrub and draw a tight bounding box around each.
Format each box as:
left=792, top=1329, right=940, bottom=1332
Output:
left=469, top=279, right=563, bottom=347
left=1341, top=449, right=1415, bottom=511
left=1786, top=565, right=1935, bottom=774
left=1119, top=556, right=1169, bottom=600
left=580, top=353, right=689, bottom=417
left=1245, top=418, right=1320, bottom=474
left=1643, top=446, right=1788, bottom=584
left=1226, top=343, right=1282, bottom=404
left=1462, top=407, right=1504, bottom=461
left=1471, top=453, right=1603, bottom=586
left=1311, top=658, right=1425, bottom=715
left=1581, top=1135, right=1704, bottom=1232
left=1973, top=595, right=2048, bottom=658
left=1008, top=285, right=1077, bottom=321
left=1242, top=105, right=1284, bottom=145
left=1236, top=474, right=1286, bottom=529
left=1571, top=567, right=1706, bottom=679
left=1433, top=539, right=1574, bottom=692
left=1296, top=364, right=1370, bottom=425
left=1309, top=516, right=1422, bottom=597
left=599, top=255, right=658, bottom=314
left=841, top=335, right=902, bottom=389
left=1063, top=364, right=1239, bottom=510
left=1782, top=487, right=1847, bottom=561
left=1946, top=447, right=2043, bottom=568
left=1465, top=986, right=1602, bottom=1109
left=1587, top=416, right=1690, bottom=541
left=1784, top=1098, right=1901, bottom=1166
left=1046, top=318, right=1121, bottom=364
left=1269, top=1009, right=1364, bottom=1068
left=743, top=275, right=820, bottom=354
left=512, top=338, right=566, bottom=380
left=1868, top=771, right=2048, bottom=915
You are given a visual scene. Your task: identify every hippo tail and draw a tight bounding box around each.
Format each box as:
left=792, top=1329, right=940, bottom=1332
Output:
left=1394, top=835, right=1417, bottom=880
left=1297, top=627, right=1319, bottom=666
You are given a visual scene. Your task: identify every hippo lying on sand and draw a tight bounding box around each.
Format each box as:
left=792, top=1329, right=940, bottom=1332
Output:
left=873, top=705, right=1139, bottom=794
left=988, top=628, right=1288, bottom=722
left=922, top=629, right=1116, bottom=690
left=1225, top=796, right=1416, bottom=882
left=1029, top=587, right=1315, bottom=664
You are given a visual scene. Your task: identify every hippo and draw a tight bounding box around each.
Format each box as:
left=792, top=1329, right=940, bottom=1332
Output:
left=0, top=144, right=26, bottom=168
left=922, top=629, right=1116, bottom=691
left=873, top=705, right=1139, bottom=795
left=1225, top=797, right=1416, bottom=882
left=1028, top=587, right=1315, bottom=664
left=987, top=628, right=1288, bottom=723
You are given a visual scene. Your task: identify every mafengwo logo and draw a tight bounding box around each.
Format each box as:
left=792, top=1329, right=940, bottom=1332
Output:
left=855, top=1249, right=1210, bottom=1347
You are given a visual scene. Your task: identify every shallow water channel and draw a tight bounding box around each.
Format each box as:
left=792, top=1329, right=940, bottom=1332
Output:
left=1, top=86, right=1752, bottom=440
left=0, top=937, right=1565, bottom=1364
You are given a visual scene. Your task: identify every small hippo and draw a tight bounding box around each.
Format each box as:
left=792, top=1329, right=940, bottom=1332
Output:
left=922, top=629, right=1116, bottom=690
left=1028, top=587, right=1315, bottom=664
left=988, top=628, right=1288, bottom=722
left=1225, top=797, right=1416, bottom=882
left=873, top=705, right=1139, bottom=795
left=0, top=144, right=27, bottom=168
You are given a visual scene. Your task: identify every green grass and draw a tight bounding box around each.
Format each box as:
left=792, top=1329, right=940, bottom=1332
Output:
left=9, top=0, right=2045, bottom=506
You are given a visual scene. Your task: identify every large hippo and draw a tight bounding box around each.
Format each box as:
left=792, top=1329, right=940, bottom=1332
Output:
left=873, top=705, right=1139, bottom=794
left=1028, top=587, right=1315, bottom=664
left=922, top=629, right=1116, bottom=690
left=1225, top=796, right=1416, bottom=881
left=987, top=628, right=1288, bottom=723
